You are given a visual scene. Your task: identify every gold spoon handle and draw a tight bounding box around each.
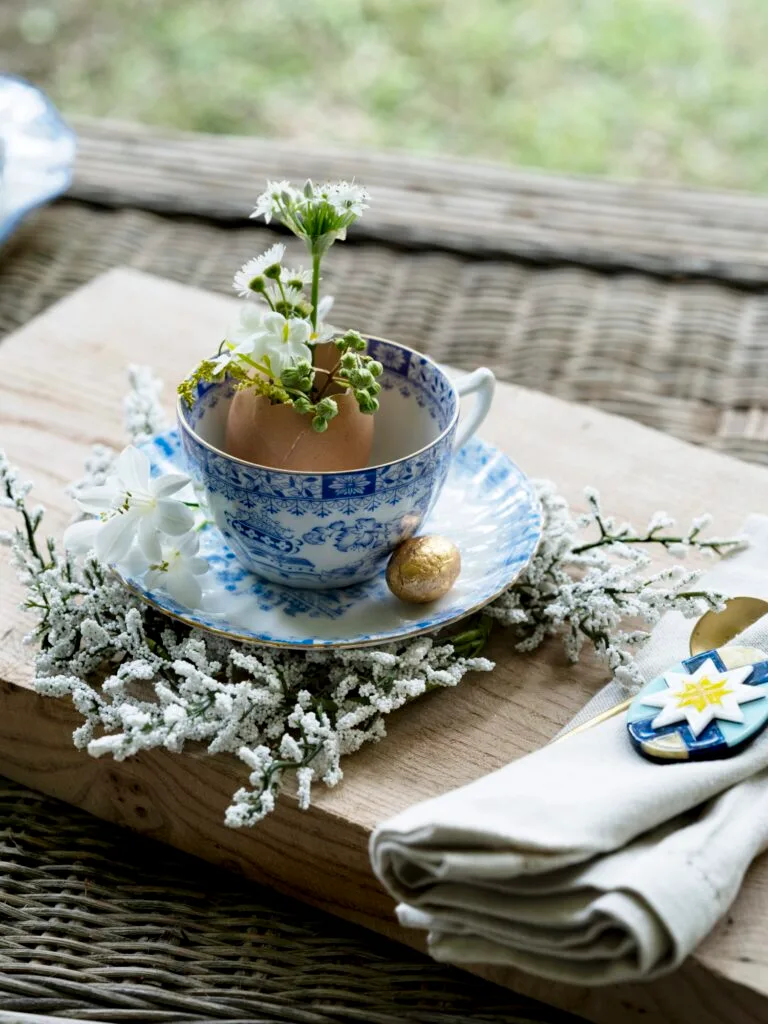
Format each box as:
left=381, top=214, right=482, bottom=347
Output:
left=550, top=697, right=634, bottom=745
left=689, top=597, right=768, bottom=656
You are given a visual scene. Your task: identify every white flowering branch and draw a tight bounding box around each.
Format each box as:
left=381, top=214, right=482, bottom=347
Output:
left=0, top=369, right=746, bottom=827
left=488, top=483, right=743, bottom=687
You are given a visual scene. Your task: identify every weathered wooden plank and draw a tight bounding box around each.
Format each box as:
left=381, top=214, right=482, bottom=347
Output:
left=69, top=117, right=768, bottom=285
left=2, top=269, right=768, bottom=1024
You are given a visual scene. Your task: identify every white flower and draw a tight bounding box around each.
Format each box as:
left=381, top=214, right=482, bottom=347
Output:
left=65, top=446, right=194, bottom=564
left=232, top=244, right=286, bottom=297
left=250, top=180, right=299, bottom=224
left=313, top=294, right=336, bottom=342
left=282, top=265, right=313, bottom=287
left=255, top=311, right=313, bottom=376
left=328, top=181, right=369, bottom=216
left=146, top=532, right=209, bottom=609
left=61, top=517, right=101, bottom=555
left=211, top=315, right=269, bottom=374
left=217, top=305, right=273, bottom=373
left=316, top=295, right=334, bottom=321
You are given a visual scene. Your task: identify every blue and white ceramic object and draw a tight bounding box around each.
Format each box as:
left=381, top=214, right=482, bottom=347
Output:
left=627, top=645, right=768, bottom=762
left=0, top=75, right=76, bottom=247
left=116, top=426, right=542, bottom=648
left=178, top=338, right=496, bottom=589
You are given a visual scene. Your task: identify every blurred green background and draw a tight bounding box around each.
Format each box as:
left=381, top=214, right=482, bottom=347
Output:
left=6, top=0, right=768, bottom=190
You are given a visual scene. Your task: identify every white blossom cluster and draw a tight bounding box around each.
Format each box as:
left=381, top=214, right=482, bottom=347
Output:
left=0, top=459, right=490, bottom=827
left=487, top=482, right=743, bottom=687
left=0, top=370, right=745, bottom=827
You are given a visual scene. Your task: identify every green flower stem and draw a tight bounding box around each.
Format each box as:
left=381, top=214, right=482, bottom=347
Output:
left=275, top=275, right=289, bottom=308
left=448, top=614, right=493, bottom=658
left=239, top=354, right=275, bottom=379
left=314, top=358, right=342, bottom=401
left=310, top=250, right=321, bottom=330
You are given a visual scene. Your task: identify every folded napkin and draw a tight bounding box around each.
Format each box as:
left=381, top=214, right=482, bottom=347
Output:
left=370, top=515, right=768, bottom=984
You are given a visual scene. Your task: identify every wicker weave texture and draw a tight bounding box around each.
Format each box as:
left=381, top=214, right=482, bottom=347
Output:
left=4, top=201, right=768, bottom=465
left=0, top=780, right=579, bottom=1024
left=70, top=117, right=768, bottom=286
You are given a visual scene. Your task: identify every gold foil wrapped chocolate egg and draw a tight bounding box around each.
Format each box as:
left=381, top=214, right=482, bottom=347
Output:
left=386, top=535, right=461, bottom=604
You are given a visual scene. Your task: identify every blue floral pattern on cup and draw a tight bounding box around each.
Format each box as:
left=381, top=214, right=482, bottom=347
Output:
left=177, top=337, right=488, bottom=589
left=122, top=426, right=543, bottom=648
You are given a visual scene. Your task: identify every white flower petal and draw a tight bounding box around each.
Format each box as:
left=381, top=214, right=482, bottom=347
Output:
left=75, top=484, right=121, bottom=515
left=316, top=295, right=334, bottom=320
left=189, top=556, right=209, bottom=575
left=172, top=482, right=199, bottom=506
left=314, top=321, right=337, bottom=342
left=262, top=310, right=286, bottom=334
left=120, top=544, right=151, bottom=576
left=151, top=472, right=191, bottom=498
left=63, top=518, right=100, bottom=555
left=138, top=515, right=163, bottom=563
left=165, top=568, right=203, bottom=609
left=287, top=319, right=311, bottom=346
left=210, top=350, right=235, bottom=374
left=94, top=512, right=137, bottom=564
left=233, top=244, right=286, bottom=297
left=154, top=499, right=195, bottom=535
left=228, top=304, right=267, bottom=346
left=177, top=531, right=200, bottom=557
left=145, top=568, right=164, bottom=591
left=116, top=446, right=151, bottom=495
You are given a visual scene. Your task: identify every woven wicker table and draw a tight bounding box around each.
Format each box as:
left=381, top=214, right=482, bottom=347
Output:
left=2, top=118, right=768, bottom=1024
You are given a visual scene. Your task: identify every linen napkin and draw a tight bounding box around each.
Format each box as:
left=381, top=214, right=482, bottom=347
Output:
left=370, top=515, right=768, bottom=984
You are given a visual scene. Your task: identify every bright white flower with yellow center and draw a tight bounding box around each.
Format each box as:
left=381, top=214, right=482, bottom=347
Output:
left=255, top=311, right=313, bottom=376
left=64, top=446, right=194, bottom=564
left=643, top=658, right=767, bottom=737
left=146, top=532, right=209, bottom=609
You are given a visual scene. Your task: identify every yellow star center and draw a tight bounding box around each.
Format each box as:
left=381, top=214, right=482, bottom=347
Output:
left=674, top=677, right=733, bottom=713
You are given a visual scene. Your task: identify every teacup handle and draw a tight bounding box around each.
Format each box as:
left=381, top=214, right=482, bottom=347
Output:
left=453, top=367, right=496, bottom=451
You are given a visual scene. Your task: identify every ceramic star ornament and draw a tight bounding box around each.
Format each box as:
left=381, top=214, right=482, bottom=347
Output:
left=627, top=646, right=768, bottom=762
left=642, top=659, right=762, bottom=737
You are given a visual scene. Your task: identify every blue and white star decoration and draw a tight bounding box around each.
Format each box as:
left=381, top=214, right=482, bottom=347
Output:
left=627, top=646, right=768, bottom=762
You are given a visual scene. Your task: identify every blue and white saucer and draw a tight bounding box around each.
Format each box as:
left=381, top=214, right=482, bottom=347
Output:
left=117, top=428, right=542, bottom=649
left=0, top=75, right=76, bottom=247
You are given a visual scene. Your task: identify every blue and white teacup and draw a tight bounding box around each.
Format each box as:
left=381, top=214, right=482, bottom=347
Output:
left=177, top=337, right=495, bottom=589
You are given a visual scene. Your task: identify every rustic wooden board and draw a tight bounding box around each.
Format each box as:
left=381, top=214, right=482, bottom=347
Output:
left=2, top=268, right=768, bottom=1024
left=70, top=117, right=768, bottom=285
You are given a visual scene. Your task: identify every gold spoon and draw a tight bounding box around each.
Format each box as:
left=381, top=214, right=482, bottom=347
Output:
left=553, top=596, right=768, bottom=744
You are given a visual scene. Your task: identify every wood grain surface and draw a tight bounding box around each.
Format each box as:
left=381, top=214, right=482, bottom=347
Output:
left=70, top=117, right=768, bottom=286
left=2, top=269, right=768, bottom=1024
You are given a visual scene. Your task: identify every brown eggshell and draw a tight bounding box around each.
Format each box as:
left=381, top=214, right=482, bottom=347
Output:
left=225, top=388, right=374, bottom=471
left=312, top=341, right=343, bottom=380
